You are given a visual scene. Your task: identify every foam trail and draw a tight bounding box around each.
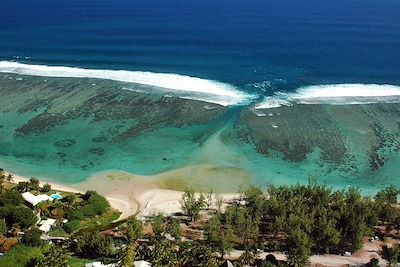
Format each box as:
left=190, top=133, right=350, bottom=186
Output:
left=0, top=61, right=250, bottom=106
left=255, top=84, right=400, bottom=109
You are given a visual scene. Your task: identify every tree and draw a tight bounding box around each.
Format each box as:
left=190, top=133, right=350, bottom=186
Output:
left=226, top=206, right=259, bottom=251
left=63, top=220, right=80, bottom=234
left=28, top=245, right=71, bottom=267
left=375, top=185, right=399, bottom=206
left=375, top=186, right=400, bottom=224
left=0, top=188, right=24, bottom=206
left=150, top=213, right=166, bottom=241
left=180, top=187, right=205, bottom=222
left=179, top=242, right=219, bottom=267
left=10, top=223, right=21, bottom=237
left=204, top=212, right=234, bottom=258
left=0, top=218, right=7, bottom=235
left=118, top=217, right=143, bottom=267
left=16, top=181, right=30, bottom=193
left=74, top=231, right=115, bottom=259
left=337, top=188, right=368, bottom=252
left=215, top=192, right=223, bottom=212
left=0, top=170, right=5, bottom=194
left=126, top=216, right=143, bottom=242
left=0, top=205, right=36, bottom=229
left=149, top=239, right=177, bottom=267
left=167, top=217, right=181, bottom=242
left=118, top=219, right=143, bottom=267
left=243, top=186, right=265, bottom=219
left=206, top=189, right=213, bottom=209
left=238, top=250, right=258, bottom=266
left=286, top=228, right=312, bottom=267
left=29, top=177, right=40, bottom=191
left=42, top=183, right=51, bottom=192
left=386, top=243, right=400, bottom=267
left=312, top=207, right=340, bottom=253
left=6, top=174, right=13, bottom=183
left=22, top=227, right=44, bottom=247
left=119, top=241, right=138, bottom=267
left=366, top=258, right=380, bottom=267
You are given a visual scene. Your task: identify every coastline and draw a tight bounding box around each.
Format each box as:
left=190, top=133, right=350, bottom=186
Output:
left=4, top=170, right=391, bottom=266
left=6, top=172, right=137, bottom=221
left=74, top=165, right=244, bottom=219
left=5, top=165, right=243, bottom=221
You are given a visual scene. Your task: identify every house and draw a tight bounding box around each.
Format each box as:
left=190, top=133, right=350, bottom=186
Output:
left=84, top=260, right=150, bottom=267
left=38, top=219, right=56, bottom=233
left=22, top=192, right=53, bottom=206
left=220, top=260, right=234, bottom=267
left=134, top=261, right=151, bottom=267
left=85, top=262, right=115, bottom=267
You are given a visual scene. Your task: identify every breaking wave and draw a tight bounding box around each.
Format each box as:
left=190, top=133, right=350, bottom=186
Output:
left=255, top=84, right=400, bottom=109
left=0, top=61, right=251, bottom=106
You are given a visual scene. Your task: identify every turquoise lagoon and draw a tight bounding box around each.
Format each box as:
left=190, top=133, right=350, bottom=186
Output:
left=1, top=73, right=400, bottom=194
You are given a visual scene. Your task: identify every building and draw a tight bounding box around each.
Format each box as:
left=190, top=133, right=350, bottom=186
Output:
left=21, top=192, right=53, bottom=206
left=85, top=262, right=115, bottom=267
left=38, top=218, right=56, bottom=233
left=84, top=261, right=151, bottom=267
left=134, top=261, right=151, bottom=267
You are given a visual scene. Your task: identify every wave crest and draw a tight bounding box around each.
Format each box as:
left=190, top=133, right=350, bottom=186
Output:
left=255, top=84, right=400, bottom=109
left=0, top=61, right=250, bottom=106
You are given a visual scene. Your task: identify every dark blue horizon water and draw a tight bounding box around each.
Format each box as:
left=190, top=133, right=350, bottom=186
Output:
left=1, top=0, right=400, bottom=95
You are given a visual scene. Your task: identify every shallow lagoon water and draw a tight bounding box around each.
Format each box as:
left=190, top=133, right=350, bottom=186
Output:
left=1, top=74, right=400, bottom=194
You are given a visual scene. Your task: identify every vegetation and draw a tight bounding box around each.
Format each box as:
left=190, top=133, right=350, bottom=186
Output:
left=0, top=169, right=119, bottom=266
left=21, top=227, right=45, bottom=247
left=180, top=187, right=206, bottom=221
left=1, top=167, right=400, bottom=267
left=71, top=231, right=116, bottom=261
left=27, top=245, right=71, bottom=267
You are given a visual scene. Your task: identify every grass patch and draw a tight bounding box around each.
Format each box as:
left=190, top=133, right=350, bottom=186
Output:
left=0, top=244, right=44, bottom=267
left=48, top=226, right=69, bottom=237
left=76, top=208, right=121, bottom=230
left=67, top=256, right=91, bottom=267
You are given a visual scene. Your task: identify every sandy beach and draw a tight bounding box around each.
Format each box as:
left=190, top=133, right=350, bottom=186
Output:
left=74, top=165, right=244, bottom=220
left=7, top=172, right=136, bottom=221
left=6, top=164, right=244, bottom=221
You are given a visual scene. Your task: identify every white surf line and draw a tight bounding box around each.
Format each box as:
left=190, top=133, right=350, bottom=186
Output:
left=0, top=61, right=251, bottom=106
left=255, top=84, right=400, bottom=109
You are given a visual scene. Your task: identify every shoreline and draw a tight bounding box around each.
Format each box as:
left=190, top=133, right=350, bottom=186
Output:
left=6, top=172, right=137, bottom=221
left=5, top=166, right=242, bottom=221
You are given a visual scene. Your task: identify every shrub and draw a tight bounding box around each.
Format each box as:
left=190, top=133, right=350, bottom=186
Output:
left=72, top=231, right=115, bottom=259
left=0, top=205, right=36, bottom=229
left=41, top=183, right=51, bottom=193
left=63, top=220, right=80, bottom=234
left=22, top=227, right=44, bottom=247
left=0, top=189, right=24, bottom=206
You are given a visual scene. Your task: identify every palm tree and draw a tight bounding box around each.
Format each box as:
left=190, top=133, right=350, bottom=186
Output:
left=0, top=170, right=6, bottom=194
left=10, top=223, right=21, bottom=237
left=6, top=173, right=14, bottom=183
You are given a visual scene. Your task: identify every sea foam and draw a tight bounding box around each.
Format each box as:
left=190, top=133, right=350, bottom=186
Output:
left=0, top=61, right=250, bottom=106
left=255, top=84, right=400, bottom=109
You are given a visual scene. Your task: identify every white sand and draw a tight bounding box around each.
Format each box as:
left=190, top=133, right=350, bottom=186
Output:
left=5, top=163, right=250, bottom=221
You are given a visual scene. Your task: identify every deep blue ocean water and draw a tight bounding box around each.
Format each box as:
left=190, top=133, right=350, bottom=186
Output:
left=1, top=0, right=400, bottom=95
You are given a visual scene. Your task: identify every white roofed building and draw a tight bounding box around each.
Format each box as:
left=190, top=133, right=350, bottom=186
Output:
left=22, top=192, right=53, bottom=206
left=38, top=218, right=56, bottom=233
left=85, top=262, right=116, bottom=267
left=134, top=261, right=151, bottom=267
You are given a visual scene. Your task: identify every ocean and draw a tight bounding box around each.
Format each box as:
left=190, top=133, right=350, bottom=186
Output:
left=0, top=0, right=400, bottom=193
